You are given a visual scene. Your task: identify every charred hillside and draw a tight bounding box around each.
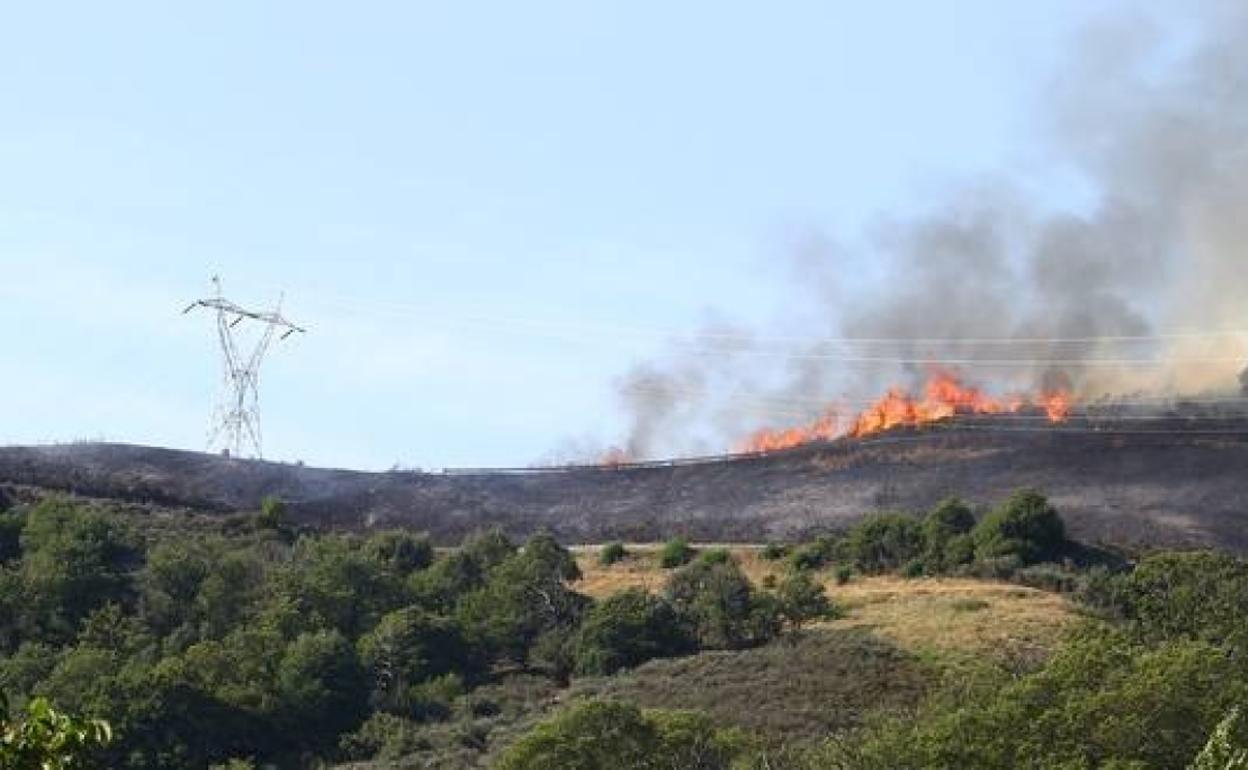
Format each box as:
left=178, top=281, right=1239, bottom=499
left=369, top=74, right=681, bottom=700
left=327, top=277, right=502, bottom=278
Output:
left=3, top=410, right=1248, bottom=550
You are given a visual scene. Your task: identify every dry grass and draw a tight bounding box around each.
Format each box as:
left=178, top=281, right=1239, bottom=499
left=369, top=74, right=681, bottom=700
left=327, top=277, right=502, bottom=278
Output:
left=574, top=545, right=1080, bottom=662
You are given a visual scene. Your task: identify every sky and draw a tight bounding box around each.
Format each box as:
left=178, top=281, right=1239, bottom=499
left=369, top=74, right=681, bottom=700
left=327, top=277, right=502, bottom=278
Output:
left=0, top=1, right=1141, bottom=469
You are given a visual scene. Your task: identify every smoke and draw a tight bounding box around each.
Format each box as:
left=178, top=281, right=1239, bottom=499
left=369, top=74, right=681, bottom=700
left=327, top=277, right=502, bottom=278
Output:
left=612, top=2, right=1248, bottom=459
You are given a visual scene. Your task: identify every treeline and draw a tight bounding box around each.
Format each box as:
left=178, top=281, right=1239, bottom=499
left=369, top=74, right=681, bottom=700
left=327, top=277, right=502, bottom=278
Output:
left=0, top=496, right=829, bottom=768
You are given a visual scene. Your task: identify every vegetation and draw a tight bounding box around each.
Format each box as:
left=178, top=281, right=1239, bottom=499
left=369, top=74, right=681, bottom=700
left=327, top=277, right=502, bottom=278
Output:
left=658, top=536, right=694, bottom=568
left=6, top=487, right=1247, bottom=768
left=598, top=541, right=627, bottom=566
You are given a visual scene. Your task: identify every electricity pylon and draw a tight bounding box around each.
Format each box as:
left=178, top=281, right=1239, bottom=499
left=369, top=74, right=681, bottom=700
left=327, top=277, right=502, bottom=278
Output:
left=183, top=276, right=306, bottom=458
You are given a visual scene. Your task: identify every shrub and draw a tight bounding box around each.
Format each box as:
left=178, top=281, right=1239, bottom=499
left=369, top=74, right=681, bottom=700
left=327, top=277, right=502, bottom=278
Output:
left=901, top=558, right=926, bottom=579
left=761, top=542, right=789, bottom=561
left=835, top=565, right=853, bottom=585
left=665, top=559, right=777, bottom=649
left=495, top=701, right=751, bottom=770
left=364, top=531, right=434, bottom=575
left=659, top=537, right=694, bottom=569
left=696, top=547, right=732, bottom=566
left=598, top=541, right=627, bottom=566
left=573, top=589, right=694, bottom=675
left=256, top=496, right=286, bottom=530
left=775, top=572, right=836, bottom=632
left=844, top=513, right=925, bottom=573
left=972, top=489, right=1066, bottom=565
left=923, top=498, right=976, bottom=573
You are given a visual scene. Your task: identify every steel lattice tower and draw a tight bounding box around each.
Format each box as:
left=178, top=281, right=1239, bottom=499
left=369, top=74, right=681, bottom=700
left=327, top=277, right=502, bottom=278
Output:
left=183, top=276, right=306, bottom=458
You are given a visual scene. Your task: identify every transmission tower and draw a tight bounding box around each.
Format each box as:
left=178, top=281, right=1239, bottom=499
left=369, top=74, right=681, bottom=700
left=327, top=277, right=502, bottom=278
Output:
left=183, top=276, right=306, bottom=459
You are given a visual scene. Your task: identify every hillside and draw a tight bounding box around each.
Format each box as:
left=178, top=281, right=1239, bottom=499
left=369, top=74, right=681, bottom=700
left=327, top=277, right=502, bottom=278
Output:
left=4, top=409, right=1248, bottom=549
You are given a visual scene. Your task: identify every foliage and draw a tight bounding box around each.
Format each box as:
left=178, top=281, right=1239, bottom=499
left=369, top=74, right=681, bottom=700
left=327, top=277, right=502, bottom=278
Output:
left=761, top=542, right=789, bottom=561
left=1191, top=708, right=1248, bottom=770
left=598, top=541, right=627, bottom=566
left=972, top=488, right=1066, bottom=565
left=775, top=572, right=836, bottom=632
left=664, top=557, right=778, bottom=649
left=922, top=497, right=976, bottom=572
left=0, top=693, right=112, bottom=769
left=659, top=536, right=694, bottom=569
left=495, top=700, right=751, bottom=770
left=843, top=513, right=924, bottom=573
left=573, top=589, right=694, bottom=675
left=363, top=530, right=434, bottom=576
left=254, top=496, right=285, bottom=531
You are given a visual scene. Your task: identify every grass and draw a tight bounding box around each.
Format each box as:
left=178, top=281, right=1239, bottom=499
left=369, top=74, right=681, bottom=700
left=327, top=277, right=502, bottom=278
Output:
left=574, top=545, right=1080, bottom=664
left=567, top=628, right=927, bottom=743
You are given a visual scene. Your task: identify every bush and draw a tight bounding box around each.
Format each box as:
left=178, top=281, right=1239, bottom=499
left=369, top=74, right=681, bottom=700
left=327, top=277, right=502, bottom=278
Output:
left=834, top=565, right=853, bottom=585
left=364, top=531, right=434, bottom=575
left=844, top=513, right=925, bottom=573
left=495, top=701, right=751, bottom=770
left=598, top=541, right=627, bottom=566
left=901, top=558, right=926, bottom=579
left=573, top=589, right=694, bottom=675
left=665, top=559, right=777, bottom=649
left=923, top=498, right=976, bottom=573
left=788, top=535, right=839, bottom=572
left=696, top=547, right=732, bottom=566
left=775, top=572, right=836, bottom=632
left=659, top=537, right=694, bottom=569
left=761, top=542, right=789, bottom=561
left=972, top=489, right=1066, bottom=565
left=256, top=496, right=286, bottom=530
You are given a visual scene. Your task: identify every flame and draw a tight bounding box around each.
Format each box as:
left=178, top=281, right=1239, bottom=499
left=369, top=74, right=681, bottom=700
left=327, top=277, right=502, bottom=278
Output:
left=599, top=446, right=632, bottom=467
left=740, top=370, right=1073, bottom=453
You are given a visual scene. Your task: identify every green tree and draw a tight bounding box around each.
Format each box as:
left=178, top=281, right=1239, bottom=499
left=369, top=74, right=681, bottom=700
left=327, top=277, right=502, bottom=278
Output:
left=922, top=498, right=976, bottom=572
left=972, top=489, right=1066, bottom=565
left=665, top=558, right=777, bottom=649
left=457, top=533, right=588, bottom=664
left=573, top=589, right=694, bottom=675
left=363, top=530, right=434, bottom=576
left=0, top=693, right=112, bottom=770
left=659, top=537, right=694, bottom=569
left=843, top=513, right=925, bottom=573
left=775, top=572, right=835, bottom=634
left=496, top=701, right=750, bottom=770
left=598, top=541, right=627, bottom=566
left=18, top=498, right=137, bottom=642
left=357, top=607, right=478, bottom=713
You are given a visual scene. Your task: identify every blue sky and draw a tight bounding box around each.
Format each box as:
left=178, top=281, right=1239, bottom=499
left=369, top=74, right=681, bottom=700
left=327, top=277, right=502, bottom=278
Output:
left=0, top=1, right=1132, bottom=469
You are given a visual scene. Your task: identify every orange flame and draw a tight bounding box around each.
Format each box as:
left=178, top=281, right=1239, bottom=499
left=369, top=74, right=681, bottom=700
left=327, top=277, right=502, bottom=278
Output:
left=740, top=370, right=1072, bottom=453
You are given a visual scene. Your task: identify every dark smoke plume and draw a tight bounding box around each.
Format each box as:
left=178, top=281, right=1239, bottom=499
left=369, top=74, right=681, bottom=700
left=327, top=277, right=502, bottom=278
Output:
left=611, top=2, right=1248, bottom=459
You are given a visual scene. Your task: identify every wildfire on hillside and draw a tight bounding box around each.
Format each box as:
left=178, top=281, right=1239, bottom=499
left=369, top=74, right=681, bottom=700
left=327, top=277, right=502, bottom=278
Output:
left=740, top=370, right=1073, bottom=453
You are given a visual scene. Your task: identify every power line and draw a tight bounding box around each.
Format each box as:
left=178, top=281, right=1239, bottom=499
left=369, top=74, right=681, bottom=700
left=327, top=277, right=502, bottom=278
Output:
left=183, top=275, right=306, bottom=459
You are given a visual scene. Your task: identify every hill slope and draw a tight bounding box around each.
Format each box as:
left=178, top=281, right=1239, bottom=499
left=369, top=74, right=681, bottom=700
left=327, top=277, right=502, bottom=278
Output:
left=4, top=413, right=1248, bottom=549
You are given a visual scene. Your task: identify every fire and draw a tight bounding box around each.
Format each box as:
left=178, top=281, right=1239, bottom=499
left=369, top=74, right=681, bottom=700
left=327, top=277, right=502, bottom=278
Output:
left=599, top=447, right=632, bottom=467
left=740, top=370, right=1072, bottom=453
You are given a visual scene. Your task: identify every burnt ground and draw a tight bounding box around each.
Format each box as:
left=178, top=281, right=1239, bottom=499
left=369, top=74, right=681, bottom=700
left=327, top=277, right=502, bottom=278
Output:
left=3, top=411, right=1248, bottom=550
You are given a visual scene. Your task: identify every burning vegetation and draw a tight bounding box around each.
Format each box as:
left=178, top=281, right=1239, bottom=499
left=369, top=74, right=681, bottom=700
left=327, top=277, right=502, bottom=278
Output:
left=740, top=370, right=1072, bottom=453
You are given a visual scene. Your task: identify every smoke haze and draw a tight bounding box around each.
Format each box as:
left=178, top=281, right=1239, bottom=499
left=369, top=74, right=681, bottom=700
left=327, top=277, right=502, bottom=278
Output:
left=614, top=1, right=1248, bottom=459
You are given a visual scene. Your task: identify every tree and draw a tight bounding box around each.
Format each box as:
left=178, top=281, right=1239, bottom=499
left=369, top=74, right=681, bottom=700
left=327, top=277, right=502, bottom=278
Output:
left=1191, top=707, right=1248, bottom=770
left=0, top=692, right=112, bottom=770
left=274, top=630, right=368, bottom=742
left=598, top=542, right=627, bottom=566
left=254, top=496, right=286, bottom=531
left=923, top=498, right=976, bottom=572
left=18, top=498, right=137, bottom=642
left=456, top=533, right=589, bottom=664
left=573, top=589, right=694, bottom=675
left=972, top=489, right=1066, bottom=565
left=363, top=531, right=433, bottom=576
left=843, top=513, right=925, bottom=573
left=357, top=607, right=478, bottom=713
left=775, top=572, right=835, bottom=634
left=665, top=558, right=776, bottom=649
left=659, top=537, right=694, bottom=569
left=496, top=701, right=750, bottom=770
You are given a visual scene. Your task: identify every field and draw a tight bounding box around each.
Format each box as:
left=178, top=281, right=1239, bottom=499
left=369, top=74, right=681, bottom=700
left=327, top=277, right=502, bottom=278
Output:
left=573, top=544, right=1079, bottom=663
